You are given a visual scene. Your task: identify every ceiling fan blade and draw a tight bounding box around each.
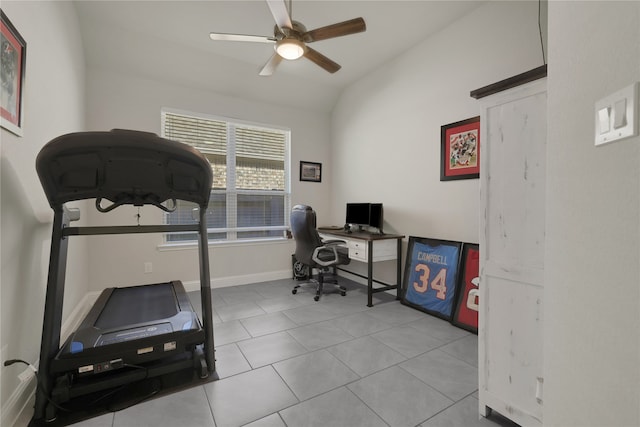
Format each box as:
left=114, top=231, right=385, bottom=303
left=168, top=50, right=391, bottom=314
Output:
left=303, top=46, right=341, bottom=74
left=303, top=17, right=366, bottom=43
left=259, top=53, right=283, bottom=76
left=209, top=33, right=276, bottom=43
left=266, top=0, right=293, bottom=30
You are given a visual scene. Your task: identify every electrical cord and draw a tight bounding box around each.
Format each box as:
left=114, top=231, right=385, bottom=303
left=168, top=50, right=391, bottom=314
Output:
left=103, top=364, right=160, bottom=413
left=4, top=358, right=37, bottom=373
left=5, top=358, right=160, bottom=417
left=88, top=363, right=150, bottom=406
left=106, top=384, right=160, bottom=413
left=3, top=358, right=71, bottom=413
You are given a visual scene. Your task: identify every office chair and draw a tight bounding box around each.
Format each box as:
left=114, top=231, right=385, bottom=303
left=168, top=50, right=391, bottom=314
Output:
left=290, top=205, right=351, bottom=301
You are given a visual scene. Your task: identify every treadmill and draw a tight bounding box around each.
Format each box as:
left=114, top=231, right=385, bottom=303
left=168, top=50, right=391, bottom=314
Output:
left=31, top=129, right=217, bottom=424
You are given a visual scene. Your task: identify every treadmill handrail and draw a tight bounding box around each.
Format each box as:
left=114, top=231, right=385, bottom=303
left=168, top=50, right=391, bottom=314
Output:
left=63, top=224, right=201, bottom=236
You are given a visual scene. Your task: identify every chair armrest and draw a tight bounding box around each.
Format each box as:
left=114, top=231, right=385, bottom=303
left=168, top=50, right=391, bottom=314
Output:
left=322, top=239, right=346, bottom=245
left=312, top=245, right=340, bottom=267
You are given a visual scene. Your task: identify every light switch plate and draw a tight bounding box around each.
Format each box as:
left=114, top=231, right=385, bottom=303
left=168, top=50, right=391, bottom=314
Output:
left=595, top=82, right=638, bottom=146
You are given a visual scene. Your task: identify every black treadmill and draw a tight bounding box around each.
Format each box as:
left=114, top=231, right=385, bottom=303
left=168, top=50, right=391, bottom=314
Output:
left=31, top=129, right=217, bottom=424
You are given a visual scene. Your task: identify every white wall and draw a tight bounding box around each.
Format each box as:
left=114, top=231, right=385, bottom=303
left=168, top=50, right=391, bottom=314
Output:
left=0, top=2, right=86, bottom=425
left=4, top=2, right=638, bottom=426
left=545, top=2, right=640, bottom=426
left=331, top=1, right=544, bottom=281
left=84, top=68, right=332, bottom=291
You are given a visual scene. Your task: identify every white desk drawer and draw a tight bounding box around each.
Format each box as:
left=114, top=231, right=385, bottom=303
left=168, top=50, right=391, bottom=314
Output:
left=348, top=241, right=368, bottom=262
left=320, top=233, right=398, bottom=262
left=349, top=239, right=396, bottom=262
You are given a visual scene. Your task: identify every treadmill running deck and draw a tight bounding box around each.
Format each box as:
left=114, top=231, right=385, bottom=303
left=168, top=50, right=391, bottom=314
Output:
left=51, top=280, right=204, bottom=375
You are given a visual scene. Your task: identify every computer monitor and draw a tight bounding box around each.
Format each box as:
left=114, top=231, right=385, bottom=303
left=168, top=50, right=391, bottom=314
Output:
left=345, top=203, right=384, bottom=233
left=345, top=203, right=370, bottom=226
left=369, top=203, right=383, bottom=232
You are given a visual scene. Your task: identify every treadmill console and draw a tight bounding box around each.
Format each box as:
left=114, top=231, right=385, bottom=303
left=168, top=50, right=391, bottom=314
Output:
left=96, top=322, right=174, bottom=347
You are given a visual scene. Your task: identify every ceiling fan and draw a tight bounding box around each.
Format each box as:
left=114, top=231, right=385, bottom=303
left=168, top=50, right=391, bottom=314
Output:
left=209, top=0, right=366, bottom=76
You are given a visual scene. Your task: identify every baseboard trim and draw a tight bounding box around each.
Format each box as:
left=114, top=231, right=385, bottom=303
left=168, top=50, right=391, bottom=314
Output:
left=1, top=379, right=36, bottom=427
left=182, top=270, right=292, bottom=293
left=3, top=292, right=97, bottom=427
left=61, top=292, right=101, bottom=341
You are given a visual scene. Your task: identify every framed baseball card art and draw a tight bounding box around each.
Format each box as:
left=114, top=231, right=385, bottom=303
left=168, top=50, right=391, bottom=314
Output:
left=1, top=10, right=26, bottom=136
left=440, top=116, right=480, bottom=181
left=299, top=161, right=322, bottom=183
left=451, top=243, right=480, bottom=333
left=401, top=237, right=462, bottom=320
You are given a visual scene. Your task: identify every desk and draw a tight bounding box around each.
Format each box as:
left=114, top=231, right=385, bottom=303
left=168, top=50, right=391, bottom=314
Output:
left=318, top=228, right=404, bottom=307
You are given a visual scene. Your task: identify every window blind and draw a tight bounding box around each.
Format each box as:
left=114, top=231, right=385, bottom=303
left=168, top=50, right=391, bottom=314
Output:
left=162, top=109, right=290, bottom=243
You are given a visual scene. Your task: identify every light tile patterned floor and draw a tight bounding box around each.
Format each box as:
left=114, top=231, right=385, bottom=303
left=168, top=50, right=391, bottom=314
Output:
left=65, top=278, right=518, bottom=427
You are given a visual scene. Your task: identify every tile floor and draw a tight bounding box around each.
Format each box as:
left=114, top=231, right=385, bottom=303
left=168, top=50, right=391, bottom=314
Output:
left=66, top=278, right=517, bottom=427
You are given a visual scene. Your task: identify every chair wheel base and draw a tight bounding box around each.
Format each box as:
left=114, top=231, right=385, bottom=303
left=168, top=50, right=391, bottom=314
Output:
left=292, top=289, right=297, bottom=294
left=341, top=291, right=346, bottom=296
left=314, top=295, right=320, bottom=301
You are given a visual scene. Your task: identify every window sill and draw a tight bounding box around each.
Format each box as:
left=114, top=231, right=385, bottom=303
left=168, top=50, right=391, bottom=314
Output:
left=157, top=237, right=292, bottom=251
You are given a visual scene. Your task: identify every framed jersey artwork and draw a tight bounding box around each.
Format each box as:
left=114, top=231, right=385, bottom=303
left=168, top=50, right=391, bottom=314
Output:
left=401, top=236, right=462, bottom=320
left=451, top=243, right=480, bottom=333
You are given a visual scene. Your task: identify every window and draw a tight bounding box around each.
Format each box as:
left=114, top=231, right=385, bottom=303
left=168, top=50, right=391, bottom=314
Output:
left=161, top=109, right=290, bottom=243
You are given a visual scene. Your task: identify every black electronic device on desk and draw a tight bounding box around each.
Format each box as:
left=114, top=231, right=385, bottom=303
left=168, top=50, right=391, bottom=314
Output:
left=345, top=202, right=384, bottom=234
left=31, top=130, right=217, bottom=426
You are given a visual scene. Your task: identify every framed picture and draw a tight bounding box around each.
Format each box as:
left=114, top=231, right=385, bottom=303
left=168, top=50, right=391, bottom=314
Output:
left=299, top=161, right=321, bottom=183
left=401, top=236, right=462, bottom=320
left=440, top=116, right=480, bottom=181
left=1, top=10, right=26, bottom=136
left=451, top=243, right=479, bottom=333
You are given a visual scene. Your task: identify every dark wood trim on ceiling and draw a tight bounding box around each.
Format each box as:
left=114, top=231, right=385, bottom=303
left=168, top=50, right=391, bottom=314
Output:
left=470, top=64, right=547, bottom=99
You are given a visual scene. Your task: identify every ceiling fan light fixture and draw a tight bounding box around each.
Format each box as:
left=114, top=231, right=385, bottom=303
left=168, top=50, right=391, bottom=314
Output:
left=275, top=37, right=305, bottom=60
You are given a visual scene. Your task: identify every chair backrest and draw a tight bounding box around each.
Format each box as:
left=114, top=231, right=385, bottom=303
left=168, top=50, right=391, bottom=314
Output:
left=290, top=205, right=323, bottom=266
left=36, top=129, right=213, bottom=210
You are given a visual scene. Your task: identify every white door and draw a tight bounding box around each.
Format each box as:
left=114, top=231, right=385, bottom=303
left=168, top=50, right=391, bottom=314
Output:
left=478, top=78, right=547, bottom=427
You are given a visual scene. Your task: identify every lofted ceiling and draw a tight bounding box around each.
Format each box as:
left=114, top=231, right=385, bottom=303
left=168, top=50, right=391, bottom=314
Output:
left=74, top=0, right=484, bottom=113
